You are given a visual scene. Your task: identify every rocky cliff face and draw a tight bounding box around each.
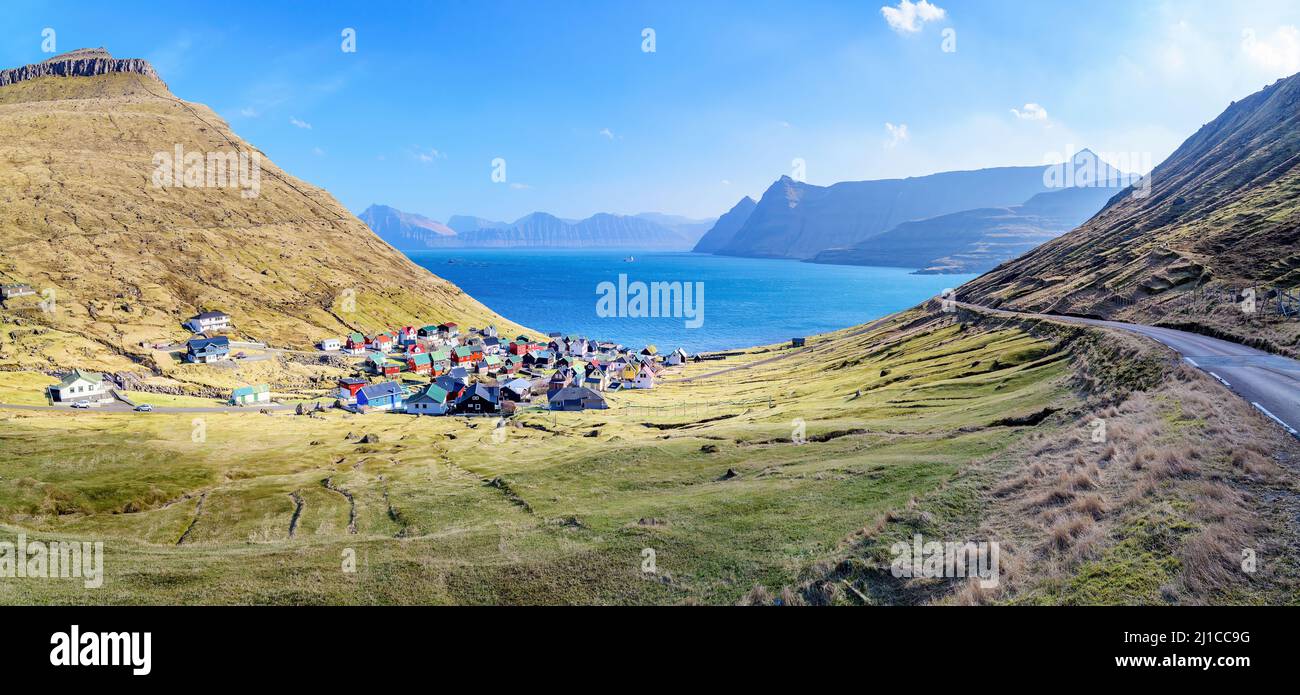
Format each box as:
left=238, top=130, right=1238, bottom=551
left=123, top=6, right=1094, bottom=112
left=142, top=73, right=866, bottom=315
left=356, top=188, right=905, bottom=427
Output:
left=0, top=48, right=162, bottom=87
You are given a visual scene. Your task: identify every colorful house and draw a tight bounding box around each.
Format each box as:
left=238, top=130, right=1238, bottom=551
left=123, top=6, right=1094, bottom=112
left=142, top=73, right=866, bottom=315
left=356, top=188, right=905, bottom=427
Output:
left=356, top=382, right=406, bottom=412
left=230, top=384, right=271, bottom=406
left=452, top=344, right=483, bottom=365
left=407, top=352, right=433, bottom=375
left=548, top=386, right=608, bottom=411
left=185, top=336, right=230, bottom=364
left=438, top=322, right=460, bottom=338
left=453, top=383, right=499, bottom=415
left=183, top=310, right=231, bottom=334
left=338, top=378, right=367, bottom=401
left=429, top=348, right=452, bottom=375
left=345, top=332, right=367, bottom=354
left=406, top=384, right=450, bottom=415
left=50, top=370, right=110, bottom=403
left=369, top=333, right=395, bottom=352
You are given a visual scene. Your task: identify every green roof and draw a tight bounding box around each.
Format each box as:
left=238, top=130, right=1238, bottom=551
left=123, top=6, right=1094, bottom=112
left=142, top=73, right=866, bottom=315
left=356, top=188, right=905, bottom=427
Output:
left=232, top=384, right=269, bottom=397
left=420, top=325, right=439, bottom=333
left=453, top=345, right=477, bottom=357
left=349, top=332, right=364, bottom=342
left=409, top=353, right=432, bottom=365
left=59, top=369, right=103, bottom=387
left=58, top=366, right=102, bottom=389
left=430, top=349, right=451, bottom=361
left=482, top=354, right=502, bottom=365
left=411, top=384, right=449, bottom=404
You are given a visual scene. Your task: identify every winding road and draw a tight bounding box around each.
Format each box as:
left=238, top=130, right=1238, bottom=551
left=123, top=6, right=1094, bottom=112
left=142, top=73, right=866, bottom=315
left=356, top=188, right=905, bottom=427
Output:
left=963, top=303, right=1300, bottom=439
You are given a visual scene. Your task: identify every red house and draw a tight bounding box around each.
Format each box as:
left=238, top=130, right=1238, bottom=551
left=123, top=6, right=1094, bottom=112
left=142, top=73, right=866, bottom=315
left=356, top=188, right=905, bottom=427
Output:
left=451, top=345, right=483, bottom=365
left=406, top=343, right=426, bottom=355
left=407, top=353, right=433, bottom=375
left=338, top=378, right=367, bottom=399
left=379, top=362, right=401, bottom=378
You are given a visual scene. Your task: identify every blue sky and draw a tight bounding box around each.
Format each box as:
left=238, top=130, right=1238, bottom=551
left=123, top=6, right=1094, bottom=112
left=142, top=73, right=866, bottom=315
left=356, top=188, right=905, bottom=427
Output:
left=6, top=0, right=1300, bottom=221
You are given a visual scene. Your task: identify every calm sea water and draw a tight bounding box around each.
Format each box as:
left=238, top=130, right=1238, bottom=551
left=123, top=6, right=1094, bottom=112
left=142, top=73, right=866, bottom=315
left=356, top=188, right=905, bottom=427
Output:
left=407, top=249, right=975, bottom=353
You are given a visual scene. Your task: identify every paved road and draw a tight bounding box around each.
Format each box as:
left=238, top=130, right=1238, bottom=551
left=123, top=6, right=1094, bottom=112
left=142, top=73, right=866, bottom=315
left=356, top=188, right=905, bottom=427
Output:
left=0, top=400, right=287, bottom=414
left=963, top=303, right=1300, bottom=438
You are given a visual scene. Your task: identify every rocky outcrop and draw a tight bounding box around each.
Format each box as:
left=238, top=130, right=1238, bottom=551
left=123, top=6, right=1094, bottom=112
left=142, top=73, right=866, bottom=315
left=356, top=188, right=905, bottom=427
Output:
left=0, top=48, right=162, bottom=87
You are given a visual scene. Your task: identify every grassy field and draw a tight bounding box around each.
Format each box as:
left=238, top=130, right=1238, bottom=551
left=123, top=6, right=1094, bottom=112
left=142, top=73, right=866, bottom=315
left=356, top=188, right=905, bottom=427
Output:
left=1, top=305, right=1296, bottom=605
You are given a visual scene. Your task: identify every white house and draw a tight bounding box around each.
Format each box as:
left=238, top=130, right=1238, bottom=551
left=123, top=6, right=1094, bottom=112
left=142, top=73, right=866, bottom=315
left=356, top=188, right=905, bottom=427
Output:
left=632, top=362, right=656, bottom=390
left=51, top=370, right=112, bottom=403
left=319, top=338, right=342, bottom=351
left=231, top=384, right=271, bottom=406
left=184, top=310, right=231, bottom=334
left=666, top=347, right=689, bottom=366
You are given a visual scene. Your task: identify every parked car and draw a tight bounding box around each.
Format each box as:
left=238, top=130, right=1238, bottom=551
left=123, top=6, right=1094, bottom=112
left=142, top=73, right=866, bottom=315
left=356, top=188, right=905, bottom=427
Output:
left=134, top=404, right=154, bottom=412
left=233, top=351, right=247, bottom=359
left=70, top=401, right=90, bottom=409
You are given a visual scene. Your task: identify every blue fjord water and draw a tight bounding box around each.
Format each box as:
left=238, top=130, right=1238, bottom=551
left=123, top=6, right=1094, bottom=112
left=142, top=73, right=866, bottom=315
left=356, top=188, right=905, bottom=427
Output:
left=406, top=249, right=975, bottom=353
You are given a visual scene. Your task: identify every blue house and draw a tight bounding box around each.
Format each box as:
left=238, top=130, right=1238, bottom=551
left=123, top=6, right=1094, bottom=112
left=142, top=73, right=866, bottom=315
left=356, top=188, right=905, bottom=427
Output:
left=356, top=381, right=407, bottom=412
left=185, top=336, right=230, bottom=364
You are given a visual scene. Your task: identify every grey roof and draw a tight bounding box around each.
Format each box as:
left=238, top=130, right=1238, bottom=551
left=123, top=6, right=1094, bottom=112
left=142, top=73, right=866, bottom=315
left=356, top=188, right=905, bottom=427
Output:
left=457, top=383, right=498, bottom=404
left=187, top=336, right=230, bottom=352
left=359, top=382, right=405, bottom=399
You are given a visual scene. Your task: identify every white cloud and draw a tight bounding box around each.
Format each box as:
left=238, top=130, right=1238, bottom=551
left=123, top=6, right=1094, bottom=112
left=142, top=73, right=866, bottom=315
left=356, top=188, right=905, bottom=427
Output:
left=412, top=147, right=446, bottom=163
left=510, top=182, right=531, bottom=190
left=289, top=117, right=312, bottom=130
left=312, top=147, right=325, bottom=157
left=1242, top=26, right=1300, bottom=76
left=884, top=122, right=910, bottom=148
left=238, top=107, right=259, bottom=118
left=881, top=0, right=946, bottom=34
left=721, top=179, right=732, bottom=185
left=1011, top=103, right=1049, bottom=121
left=599, top=127, right=615, bottom=140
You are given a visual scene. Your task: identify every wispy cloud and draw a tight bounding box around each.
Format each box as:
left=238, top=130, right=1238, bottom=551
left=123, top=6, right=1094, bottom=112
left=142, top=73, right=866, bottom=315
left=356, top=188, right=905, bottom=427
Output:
left=238, top=107, right=260, bottom=118
left=413, top=147, right=445, bottom=163
left=312, top=147, right=325, bottom=157
left=289, top=116, right=313, bottom=129
left=884, top=122, right=910, bottom=148
left=1242, top=26, right=1300, bottom=76
left=510, top=182, right=531, bottom=190
left=881, top=0, right=946, bottom=34
left=1011, top=103, right=1049, bottom=121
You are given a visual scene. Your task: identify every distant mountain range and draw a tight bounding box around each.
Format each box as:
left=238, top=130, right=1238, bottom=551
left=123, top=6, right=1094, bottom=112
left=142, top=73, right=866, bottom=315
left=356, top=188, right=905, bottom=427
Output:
left=811, top=183, right=1131, bottom=274
left=361, top=205, right=714, bottom=250
left=694, top=151, right=1135, bottom=273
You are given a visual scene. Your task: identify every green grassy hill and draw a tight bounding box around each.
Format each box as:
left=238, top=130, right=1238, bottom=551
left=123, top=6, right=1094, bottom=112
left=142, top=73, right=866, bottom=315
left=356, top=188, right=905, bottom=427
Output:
left=0, top=51, right=533, bottom=374
left=961, top=72, right=1300, bottom=356
left=2, top=304, right=1294, bottom=605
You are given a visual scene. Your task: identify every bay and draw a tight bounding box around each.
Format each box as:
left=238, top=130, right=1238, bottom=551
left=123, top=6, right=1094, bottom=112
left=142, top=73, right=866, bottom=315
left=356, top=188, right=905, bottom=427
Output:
left=406, top=249, right=975, bottom=353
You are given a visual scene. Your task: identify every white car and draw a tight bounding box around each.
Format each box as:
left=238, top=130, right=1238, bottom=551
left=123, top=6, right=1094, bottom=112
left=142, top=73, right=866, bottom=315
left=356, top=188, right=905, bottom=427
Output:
left=70, top=401, right=90, bottom=409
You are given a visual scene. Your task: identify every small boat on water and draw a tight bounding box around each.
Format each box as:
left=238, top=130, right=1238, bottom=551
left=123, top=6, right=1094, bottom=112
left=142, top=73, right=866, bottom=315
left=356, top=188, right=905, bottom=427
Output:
left=623, top=256, right=635, bottom=262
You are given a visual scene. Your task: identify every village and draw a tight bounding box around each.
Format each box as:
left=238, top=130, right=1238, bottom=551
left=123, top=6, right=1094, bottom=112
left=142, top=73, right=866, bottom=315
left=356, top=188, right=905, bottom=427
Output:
left=44, top=308, right=695, bottom=416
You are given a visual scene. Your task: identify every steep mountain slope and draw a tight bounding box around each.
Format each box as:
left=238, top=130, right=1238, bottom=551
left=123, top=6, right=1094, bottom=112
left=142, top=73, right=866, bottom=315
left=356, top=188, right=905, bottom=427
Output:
left=371, top=208, right=709, bottom=249
left=0, top=50, right=532, bottom=370
left=711, top=152, right=1125, bottom=260
left=810, top=184, right=1129, bottom=274
left=358, top=204, right=456, bottom=250
left=961, top=73, right=1300, bottom=355
left=692, top=196, right=757, bottom=253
